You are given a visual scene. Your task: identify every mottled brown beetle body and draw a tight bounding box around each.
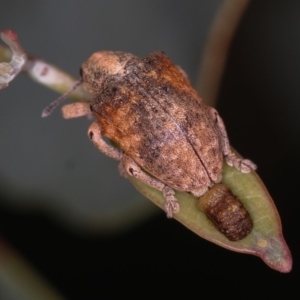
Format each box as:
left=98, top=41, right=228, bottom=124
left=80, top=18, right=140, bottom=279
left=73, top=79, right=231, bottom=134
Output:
left=198, top=183, right=253, bottom=241
left=84, top=51, right=224, bottom=192
left=61, top=51, right=256, bottom=217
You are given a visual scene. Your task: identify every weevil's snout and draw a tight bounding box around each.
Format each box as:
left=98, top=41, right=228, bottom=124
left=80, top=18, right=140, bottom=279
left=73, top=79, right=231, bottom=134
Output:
left=81, top=51, right=129, bottom=95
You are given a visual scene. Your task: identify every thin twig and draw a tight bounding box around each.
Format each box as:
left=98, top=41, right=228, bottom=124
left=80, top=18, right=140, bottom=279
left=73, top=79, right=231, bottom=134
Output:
left=0, top=31, right=91, bottom=102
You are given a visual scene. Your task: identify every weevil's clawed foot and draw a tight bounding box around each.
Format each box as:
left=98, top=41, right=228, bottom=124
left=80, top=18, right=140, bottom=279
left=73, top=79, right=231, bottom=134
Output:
left=239, top=159, right=257, bottom=172
left=163, top=186, right=180, bottom=218
left=225, top=155, right=257, bottom=173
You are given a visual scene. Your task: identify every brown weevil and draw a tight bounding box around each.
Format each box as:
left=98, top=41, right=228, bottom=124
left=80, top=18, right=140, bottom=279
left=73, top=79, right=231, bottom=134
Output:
left=43, top=51, right=257, bottom=218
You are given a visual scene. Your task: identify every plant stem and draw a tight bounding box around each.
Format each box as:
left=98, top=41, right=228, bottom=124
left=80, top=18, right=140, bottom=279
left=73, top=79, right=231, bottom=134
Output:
left=196, top=0, right=250, bottom=106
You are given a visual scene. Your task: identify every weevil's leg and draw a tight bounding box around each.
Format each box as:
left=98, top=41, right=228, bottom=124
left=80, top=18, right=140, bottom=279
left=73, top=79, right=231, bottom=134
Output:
left=88, top=122, right=123, bottom=161
left=62, top=102, right=92, bottom=119
left=162, top=186, right=180, bottom=218
left=209, top=107, right=257, bottom=173
left=123, top=155, right=179, bottom=218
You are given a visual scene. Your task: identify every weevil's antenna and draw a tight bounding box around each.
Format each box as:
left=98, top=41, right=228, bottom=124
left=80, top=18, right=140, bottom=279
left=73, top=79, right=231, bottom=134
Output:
left=41, top=79, right=83, bottom=118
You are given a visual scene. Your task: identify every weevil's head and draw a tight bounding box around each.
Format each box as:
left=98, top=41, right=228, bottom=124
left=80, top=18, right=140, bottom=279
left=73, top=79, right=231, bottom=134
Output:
left=81, top=51, right=133, bottom=96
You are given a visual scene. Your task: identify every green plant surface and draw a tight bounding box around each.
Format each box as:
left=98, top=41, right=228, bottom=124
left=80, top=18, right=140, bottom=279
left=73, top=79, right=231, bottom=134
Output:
left=130, top=162, right=292, bottom=273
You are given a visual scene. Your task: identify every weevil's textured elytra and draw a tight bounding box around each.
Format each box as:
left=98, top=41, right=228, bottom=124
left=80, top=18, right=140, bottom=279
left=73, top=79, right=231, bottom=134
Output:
left=197, top=183, right=253, bottom=241
left=60, top=50, right=257, bottom=218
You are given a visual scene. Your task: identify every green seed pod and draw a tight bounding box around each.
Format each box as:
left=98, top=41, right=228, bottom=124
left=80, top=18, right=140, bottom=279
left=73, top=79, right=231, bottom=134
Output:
left=131, top=161, right=292, bottom=273
left=197, top=183, right=253, bottom=241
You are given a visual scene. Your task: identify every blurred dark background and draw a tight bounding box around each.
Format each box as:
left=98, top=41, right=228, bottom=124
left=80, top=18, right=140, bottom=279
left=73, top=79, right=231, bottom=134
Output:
left=0, top=0, right=299, bottom=298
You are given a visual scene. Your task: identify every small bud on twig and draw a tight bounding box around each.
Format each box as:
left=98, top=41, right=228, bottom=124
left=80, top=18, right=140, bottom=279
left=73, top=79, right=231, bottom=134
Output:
left=0, top=30, right=27, bottom=89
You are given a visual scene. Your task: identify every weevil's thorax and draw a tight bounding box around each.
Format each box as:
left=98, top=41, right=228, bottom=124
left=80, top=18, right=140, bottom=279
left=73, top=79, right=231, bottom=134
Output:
left=81, top=51, right=135, bottom=96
